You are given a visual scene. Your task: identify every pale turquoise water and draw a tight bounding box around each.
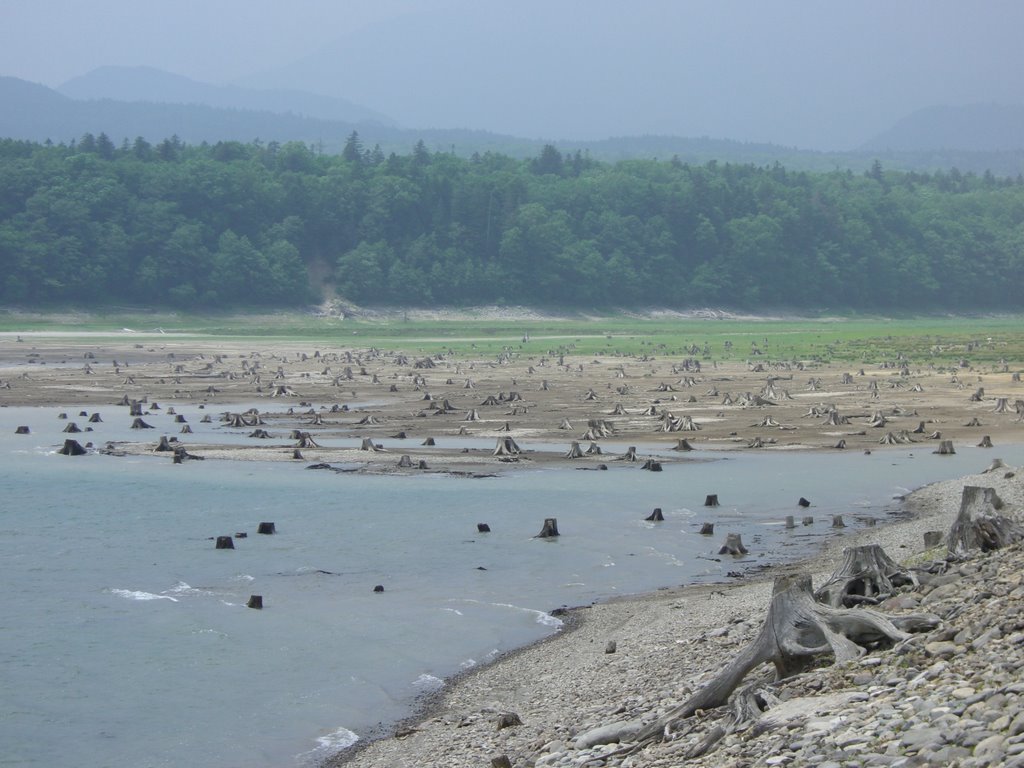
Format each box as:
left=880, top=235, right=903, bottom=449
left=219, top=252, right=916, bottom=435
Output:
left=2, top=401, right=1021, bottom=768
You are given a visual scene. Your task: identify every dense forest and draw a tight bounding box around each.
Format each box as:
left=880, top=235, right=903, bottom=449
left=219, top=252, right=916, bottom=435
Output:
left=1, top=133, right=1023, bottom=310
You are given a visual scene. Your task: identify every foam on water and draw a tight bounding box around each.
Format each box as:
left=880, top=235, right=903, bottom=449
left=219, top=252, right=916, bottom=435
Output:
left=107, top=588, right=178, bottom=602
left=412, top=673, right=444, bottom=691
left=296, top=726, right=360, bottom=765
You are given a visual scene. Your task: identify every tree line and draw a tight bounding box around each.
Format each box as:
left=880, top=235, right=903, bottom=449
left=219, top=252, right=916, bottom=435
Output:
left=0, top=132, right=1022, bottom=310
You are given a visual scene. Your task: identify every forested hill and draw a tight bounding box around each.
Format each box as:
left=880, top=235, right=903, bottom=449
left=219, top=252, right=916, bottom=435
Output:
left=1, top=134, right=1023, bottom=311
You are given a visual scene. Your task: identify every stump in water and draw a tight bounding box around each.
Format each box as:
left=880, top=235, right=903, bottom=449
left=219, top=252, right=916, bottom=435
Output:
left=784, top=515, right=796, bottom=529
left=246, top=595, right=263, bottom=609
left=671, top=438, right=694, bottom=451
left=646, top=507, right=665, bottom=522
left=155, top=435, right=174, bottom=452
left=832, top=515, right=846, bottom=528
left=257, top=522, right=276, bottom=535
left=131, top=417, right=154, bottom=429
left=63, top=422, right=82, bottom=433
left=360, top=438, right=383, bottom=452
left=292, top=449, right=304, bottom=460
left=632, top=573, right=934, bottom=745
left=172, top=446, right=203, bottom=463
left=798, top=497, right=811, bottom=508
left=933, top=440, right=956, bottom=455
left=477, top=523, right=491, bottom=533
left=947, top=485, right=1024, bottom=557
left=58, top=439, right=86, bottom=456
left=396, top=454, right=413, bottom=468
left=641, top=459, right=663, bottom=471
left=705, top=494, right=720, bottom=507
left=699, top=522, right=714, bottom=535
left=833, top=439, right=847, bottom=449
left=536, top=518, right=560, bottom=538
left=814, top=544, right=917, bottom=608
left=802, top=516, right=814, bottom=526
left=88, top=413, right=103, bottom=423
left=15, top=426, right=29, bottom=434
left=982, top=458, right=1008, bottom=474
left=249, top=429, right=271, bottom=439
left=565, top=441, right=584, bottom=459
left=978, top=435, right=994, bottom=448
left=295, top=432, right=320, bottom=449
left=180, top=424, right=193, bottom=434
left=493, top=437, right=520, bottom=456
left=215, top=536, right=235, bottom=550
left=421, top=437, right=436, bottom=446
left=621, top=446, right=638, bottom=462
left=718, top=533, right=748, bottom=555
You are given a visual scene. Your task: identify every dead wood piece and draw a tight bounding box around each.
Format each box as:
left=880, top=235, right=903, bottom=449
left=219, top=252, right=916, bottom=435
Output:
left=633, top=573, right=925, bottom=744
left=814, top=544, right=917, bottom=608
left=947, top=485, right=1023, bottom=557
left=718, top=533, right=748, bottom=555
left=535, top=518, right=559, bottom=538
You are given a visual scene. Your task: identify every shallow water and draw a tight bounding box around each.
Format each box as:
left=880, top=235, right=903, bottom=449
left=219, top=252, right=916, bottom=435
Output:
left=2, top=401, right=1021, bottom=768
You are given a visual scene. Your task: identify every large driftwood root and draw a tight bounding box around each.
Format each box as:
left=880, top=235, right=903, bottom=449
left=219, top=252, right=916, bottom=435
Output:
left=632, top=572, right=932, bottom=746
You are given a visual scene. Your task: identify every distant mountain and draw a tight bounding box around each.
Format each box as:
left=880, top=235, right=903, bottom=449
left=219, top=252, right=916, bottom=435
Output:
left=861, top=104, right=1024, bottom=152
left=59, top=65, right=395, bottom=126
left=2, top=76, right=1023, bottom=177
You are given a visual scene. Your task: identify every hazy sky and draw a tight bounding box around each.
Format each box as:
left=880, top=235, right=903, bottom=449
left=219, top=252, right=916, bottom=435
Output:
left=2, top=0, right=1022, bottom=150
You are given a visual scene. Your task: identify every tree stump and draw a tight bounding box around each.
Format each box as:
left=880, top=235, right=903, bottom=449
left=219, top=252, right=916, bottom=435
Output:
left=536, top=518, right=560, bottom=538
left=646, top=508, right=665, bottom=522
left=565, top=441, right=584, bottom=459
left=247, top=595, right=263, bottom=609
left=978, top=435, right=994, bottom=448
left=933, top=440, right=956, bottom=455
left=705, top=494, right=720, bottom=507
left=634, top=573, right=927, bottom=744
left=784, top=515, right=795, bottom=529
left=948, top=485, right=1023, bottom=557
left=802, top=516, right=814, bottom=526
left=832, top=515, right=845, bottom=528
left=814, top=544, right=916, bottom=608
left=718, top=533, right=748, bottom=555
left=88, top=413, right=103, bottom=423
left=622, top=446, right=638, bottom=461
left=63, top=422, right=82, bottom=433
left=798, top=497, right=811, bottom=507
left=215, top=536, right=235, bottom=549
left=671, top=438, right=694, bottom=451
left=923, top=531, right=943, bottom=548
left=421, top=437, right=436, bottom=446
left=130, top=417, right=154, bottom=429
left=257, top=522, right=276, bottom=535
left=155, top=435, right=174, bottom=452
left=699, top=522, right=714, bottom=535
left=58, top=439, right=86, bottom=456
left=397, top=454, right=413, bottom=468
left=641, top=459, right=663, bottom=471
left=15, top=426, right=29, bottom=434
left=477, top=523, right=491, bottom=533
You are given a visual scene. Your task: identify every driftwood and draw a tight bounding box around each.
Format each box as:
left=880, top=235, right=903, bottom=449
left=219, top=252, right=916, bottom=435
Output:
left=947, top=485, right=1023, bottom=557
left=633, top=573, right=929, bottom=745
left=814, top=545, right=917, bottom=608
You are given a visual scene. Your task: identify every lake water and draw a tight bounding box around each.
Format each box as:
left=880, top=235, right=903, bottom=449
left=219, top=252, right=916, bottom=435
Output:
left=2, top=401, right=1021, bottom=768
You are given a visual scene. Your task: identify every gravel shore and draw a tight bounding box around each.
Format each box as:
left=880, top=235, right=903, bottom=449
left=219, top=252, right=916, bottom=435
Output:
left=334, top=460, right=1024, bottom=768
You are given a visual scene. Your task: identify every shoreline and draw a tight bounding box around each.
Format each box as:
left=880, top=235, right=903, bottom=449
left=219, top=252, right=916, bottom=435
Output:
left=327, top=460, right=1017, bottom=768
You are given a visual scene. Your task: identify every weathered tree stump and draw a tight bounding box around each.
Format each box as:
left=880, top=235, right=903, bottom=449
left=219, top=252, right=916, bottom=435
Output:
left=641, top=459, right=663, bottom=471
left=63, top=422, right=82, bottom=433
left=833, top=439, right=847, bottom=449
left=58, top=439, right=86, bottom=455
left=798, top=497, right=811, bottom=508
left=832, top=515, right=846, bottom=528
left=88, top=413, right=103, bottom=423
left=622, top=446, right=638, bottom=461
left=633, top=573, right=932, bottom=745
left=247, top=595, right=263, bottom=609
left=814, top=544, right=916, bottom=608
left=397, top=454, right=413, bottom=468
left=923, top=531, right=943, bottom=548
left=646, top=507, right=665, bottom=522
left=784, top=515, right=795, bottom=529
left=705, top=494, right=720, bottom=507
left=565, top=441, right=584, bottom=459
left=493, top=437, right=520, bottom=456
left=978, top=435, right=994, bottom=448
left=933, top=440, right=956, bottom=455
left=257, top=522, right=276, bottom=535
left=130, top=417, right=154, bottom=429
left=605, top=640, right=617, bottom=654
left=718, top=533, right=748, bottom=555
left=155, top=435, right=174, bottom=452
left=948, top=485, right=1023, bottom=557
left=802, top=516, right=814, bottom=526
left=536, top=518, right=560, bottom=538
left=477, top=523, right=491, bottom=533
left=15, top=425, right=30, bottom=434
left=671, top=438, right=694, bottom=451
left=360, top=438, right=383, bottom=452
left=373, top=585, right=384, bottom=593
left=215, top=536, right=235, bottom=549
left=699, top=522, right=714, bottom=535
